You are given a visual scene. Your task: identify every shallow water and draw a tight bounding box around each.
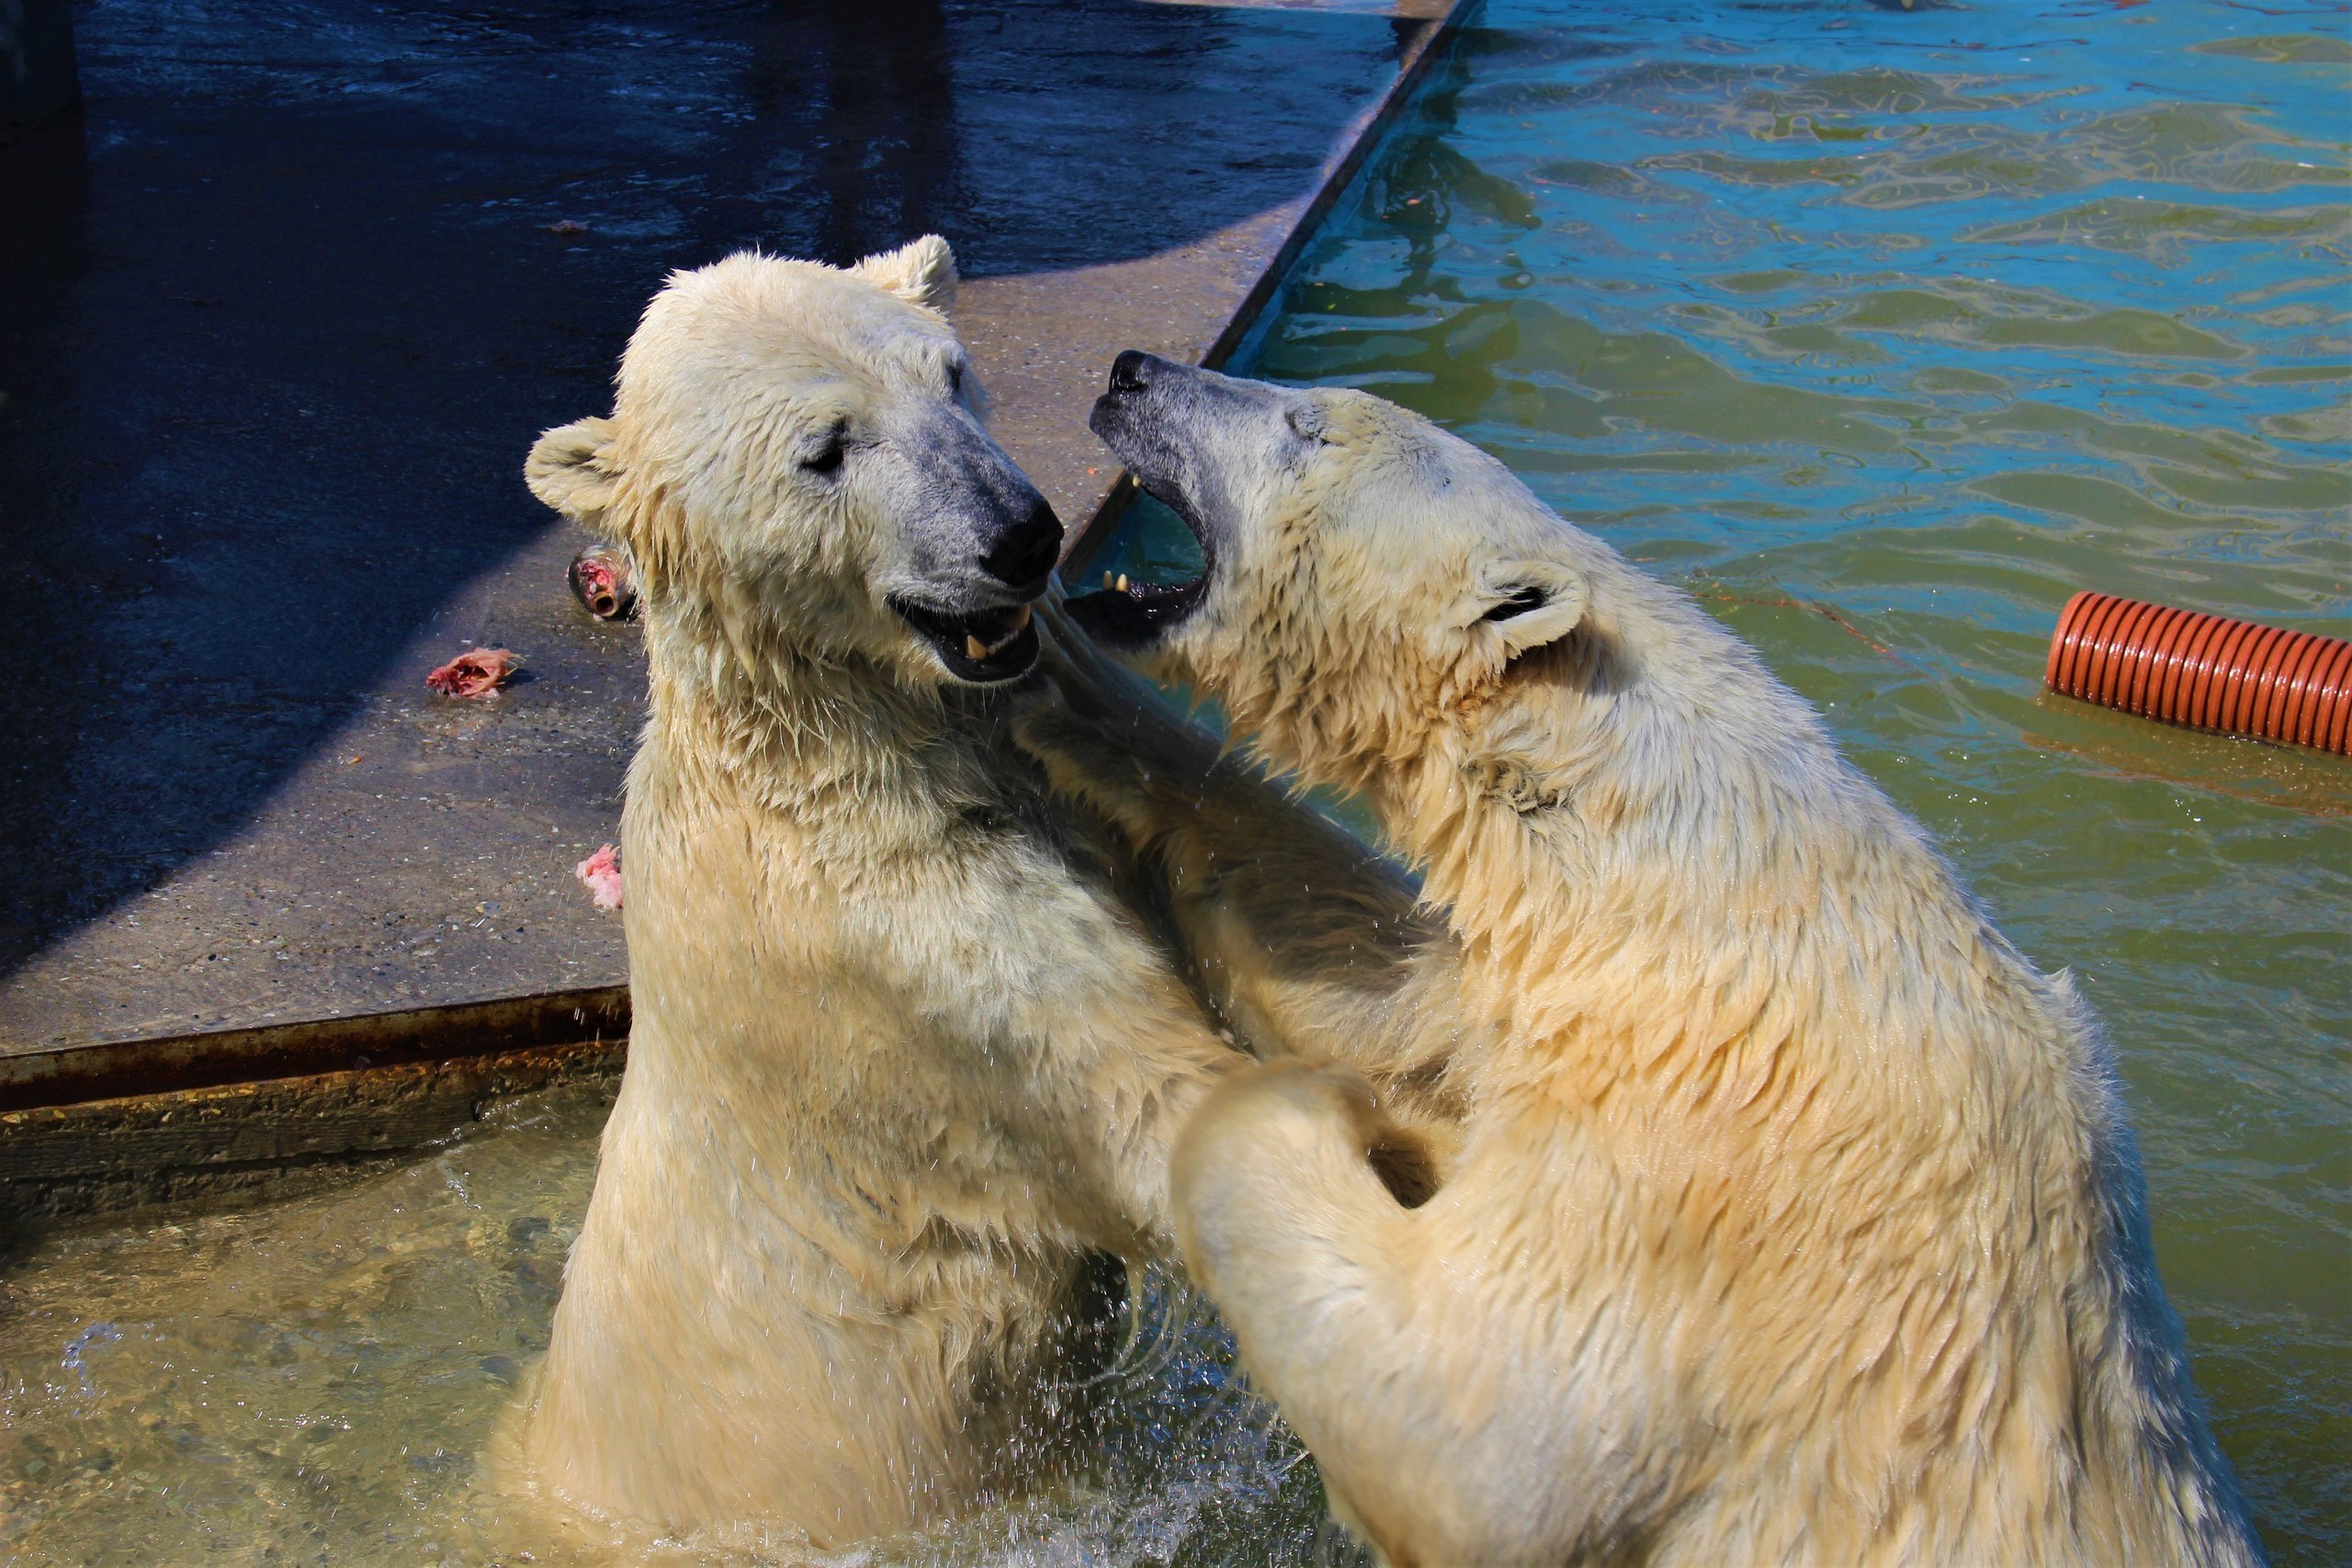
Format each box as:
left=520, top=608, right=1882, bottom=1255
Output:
left=1107, top=0, right=2350, bottom=1560
left=0, top=1088, right=605, bottom=1565
left=6, top=2, right=2346, bottom=1563
left=0, top=1082, right=1338, bottom=1566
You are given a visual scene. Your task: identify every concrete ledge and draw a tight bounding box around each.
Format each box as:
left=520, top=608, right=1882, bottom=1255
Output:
left=6, top=0, right=1475, bottom=1168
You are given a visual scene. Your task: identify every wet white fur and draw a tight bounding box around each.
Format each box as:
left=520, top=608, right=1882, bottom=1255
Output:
left=1043, top=383, right=2264, bottom=1567
left=496, top=241, right=1253, bottom=1548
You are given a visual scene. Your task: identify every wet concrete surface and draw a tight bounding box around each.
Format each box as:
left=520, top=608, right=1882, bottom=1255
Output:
left=0, top=0, right=1458, bottom=1062
left=0, top=0, right=83, bottom=139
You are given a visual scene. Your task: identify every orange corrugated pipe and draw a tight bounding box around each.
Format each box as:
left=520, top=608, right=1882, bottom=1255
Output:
left=2045, top=592, right=2352, bottom=755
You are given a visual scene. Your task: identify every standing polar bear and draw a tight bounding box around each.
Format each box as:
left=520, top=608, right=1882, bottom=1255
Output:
left=1029, top=352, right=2263, bottom=1567
left=503, top=243, right=1301, bottom=1550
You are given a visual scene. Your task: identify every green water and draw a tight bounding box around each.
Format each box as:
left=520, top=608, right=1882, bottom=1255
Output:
left=0, top=1089, right=604, bottom=1564
left=1105, top=1, right=2351, bottom=1560
left=6, top=3, right=2346, bottom=1563
left=0, top=1082, right=1333, bottom=1565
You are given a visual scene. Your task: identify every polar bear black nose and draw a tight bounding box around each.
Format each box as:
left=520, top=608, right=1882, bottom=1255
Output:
left=1108, top=350, right=1154, bottom=393
left=980, top=500, right=1063, bottom=589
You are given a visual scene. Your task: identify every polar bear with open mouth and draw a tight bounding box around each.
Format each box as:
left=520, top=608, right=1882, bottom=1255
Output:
left=1028, top=351, right=2263, bottom=1568
left=504, top=244, right=1301, bottom=1550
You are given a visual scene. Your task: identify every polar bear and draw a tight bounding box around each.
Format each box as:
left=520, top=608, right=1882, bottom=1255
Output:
left=500, top=244, right=1340, bottom=1550
left=1025, top=352, right=2264, bottom=1567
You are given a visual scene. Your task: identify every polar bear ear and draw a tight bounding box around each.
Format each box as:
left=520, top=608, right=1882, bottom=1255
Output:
left=526, top=416, right=621, bottom=527
left=1474, top=559, right=1589, bottom=660
left=852, top=234, right=958, bottom=315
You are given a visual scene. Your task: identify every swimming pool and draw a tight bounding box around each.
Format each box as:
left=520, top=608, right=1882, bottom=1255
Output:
left=6, top=2, right=2345, bottom=1562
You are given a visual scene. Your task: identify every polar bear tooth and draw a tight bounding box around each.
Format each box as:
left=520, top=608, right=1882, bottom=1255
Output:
left=1102, top=571, right=1115, bottom=591
left=968, top=604, right=1035, bottom=659
left=1115, top=573, right=1130, bottom=593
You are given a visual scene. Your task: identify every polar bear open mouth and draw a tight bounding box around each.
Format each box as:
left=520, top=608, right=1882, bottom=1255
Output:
left=1061, top=491, right=1212, bottom=649
left=889, top=597, right=1042, bottom=683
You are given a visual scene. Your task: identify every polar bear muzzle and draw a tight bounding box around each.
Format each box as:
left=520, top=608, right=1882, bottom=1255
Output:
left=886, top=595, right=1041, bottom=684
left=1069, top=350, right=1293, bottom=649
left=874, top=394, right=1064, bottom=684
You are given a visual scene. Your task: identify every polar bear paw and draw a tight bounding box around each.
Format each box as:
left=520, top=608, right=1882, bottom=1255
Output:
left=1176, top=1058, right=1437, bottom=1217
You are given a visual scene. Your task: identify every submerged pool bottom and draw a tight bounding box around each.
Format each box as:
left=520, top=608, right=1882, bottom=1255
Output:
left=0, top=1082, right=1350, bottom=1567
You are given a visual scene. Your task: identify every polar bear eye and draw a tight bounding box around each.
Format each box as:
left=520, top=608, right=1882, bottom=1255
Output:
left=800, top=424, right=848, bottom=476
left=945, top=363, right=965, bottom=398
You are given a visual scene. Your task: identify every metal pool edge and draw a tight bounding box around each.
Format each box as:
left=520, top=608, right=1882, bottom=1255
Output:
left=1, top=1037, right=625, bottom=1225
left=1204, top=0, right=1483, bottom=376
left=0, top=992, right=628, bottom=1222
left=1061, top=0, right=1481, bottom=575
left=0, top=987, right=629, bottom=1115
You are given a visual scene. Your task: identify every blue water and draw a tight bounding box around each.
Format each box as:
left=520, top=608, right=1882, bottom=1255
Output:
left=2, top=3, right=2340, bottom=1563
left=1097, top=2, right=2350, bottom=1561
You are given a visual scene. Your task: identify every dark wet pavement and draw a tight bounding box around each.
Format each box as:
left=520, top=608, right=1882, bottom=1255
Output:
left=0, top=0, right=1445, bottom=1055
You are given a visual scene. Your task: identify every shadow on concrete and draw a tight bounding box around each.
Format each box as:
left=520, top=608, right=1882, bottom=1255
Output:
left=0, top=0, right=1409, bottom=988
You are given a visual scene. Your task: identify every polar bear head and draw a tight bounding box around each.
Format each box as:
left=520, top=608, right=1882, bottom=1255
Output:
left=1068, top=352, right=1826, bottom=829
left=527, top=237, right=1060, bottom=688
left=1068, top=350, right=1657, bottom=795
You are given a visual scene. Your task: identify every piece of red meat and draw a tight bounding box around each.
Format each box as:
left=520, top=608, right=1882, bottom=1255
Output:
left=576, top=843, right=623, bottom=910
left=425, top=647, right=522, bottom=698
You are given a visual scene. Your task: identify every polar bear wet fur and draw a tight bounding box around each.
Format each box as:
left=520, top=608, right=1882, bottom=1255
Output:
left=502, top=243, right=1286, bottom=1548
left=1035, top=354, right=2263, bottom=1566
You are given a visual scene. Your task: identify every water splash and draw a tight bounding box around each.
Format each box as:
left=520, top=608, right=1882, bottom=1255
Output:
left=59, top=1324, right=122, bottom=1396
